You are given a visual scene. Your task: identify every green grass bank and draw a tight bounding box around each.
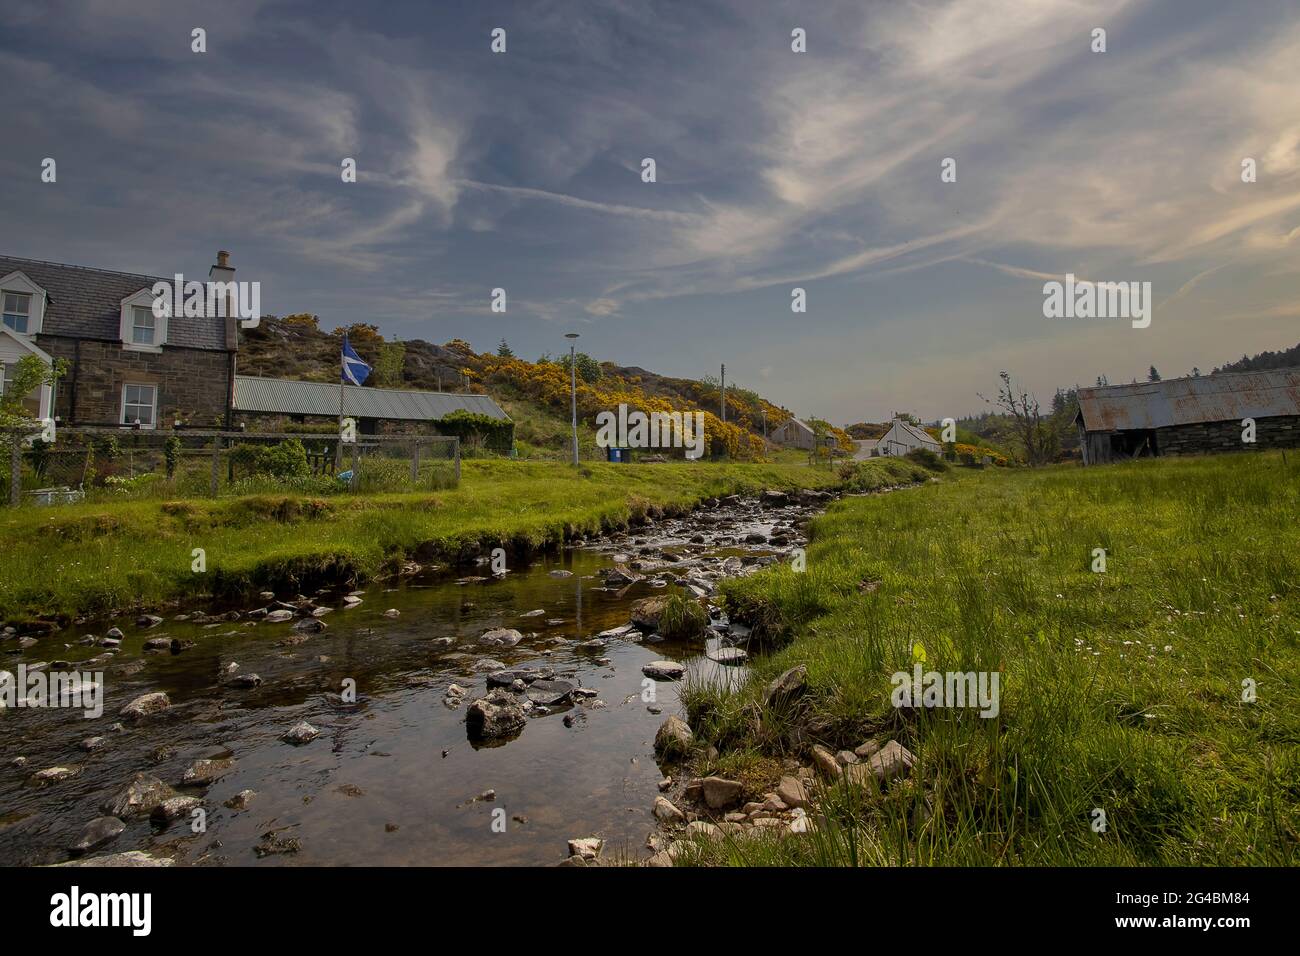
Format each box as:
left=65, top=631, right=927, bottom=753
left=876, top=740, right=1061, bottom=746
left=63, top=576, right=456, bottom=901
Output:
left=0, top=458, right=928, bottom=625
left=681, top=451, right=1299, bottom=866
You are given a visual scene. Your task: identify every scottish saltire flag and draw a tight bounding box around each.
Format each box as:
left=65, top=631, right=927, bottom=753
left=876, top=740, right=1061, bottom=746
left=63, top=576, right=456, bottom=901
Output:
left=341, top=334, right=371, bottom=386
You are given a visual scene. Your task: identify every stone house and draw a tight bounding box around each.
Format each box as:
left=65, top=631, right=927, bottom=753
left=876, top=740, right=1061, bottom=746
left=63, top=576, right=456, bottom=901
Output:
left=1075, top=369, right=1300, bottom=464
left=0, top=252, right=239, bottom=428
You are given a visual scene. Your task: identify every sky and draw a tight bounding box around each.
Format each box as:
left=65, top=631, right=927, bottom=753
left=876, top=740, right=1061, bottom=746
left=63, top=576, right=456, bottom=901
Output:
left=2, top=0, right=1298, bottom=424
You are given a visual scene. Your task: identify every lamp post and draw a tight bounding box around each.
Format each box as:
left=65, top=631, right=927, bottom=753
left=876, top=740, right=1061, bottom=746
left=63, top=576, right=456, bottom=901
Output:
left=565, top=333, right=580, bottom=465
left=720, top=363, right=726, bottom=423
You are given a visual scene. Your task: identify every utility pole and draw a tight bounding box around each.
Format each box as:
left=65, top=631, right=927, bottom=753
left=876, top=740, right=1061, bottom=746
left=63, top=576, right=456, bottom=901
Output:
left=720, top=363, right=726, bottom=423
left=566, top=333, right=580, bottom=465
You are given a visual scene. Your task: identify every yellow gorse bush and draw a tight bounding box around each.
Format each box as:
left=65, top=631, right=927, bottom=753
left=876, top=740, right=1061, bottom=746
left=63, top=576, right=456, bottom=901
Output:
left=477, top=354, right=778, bottom=459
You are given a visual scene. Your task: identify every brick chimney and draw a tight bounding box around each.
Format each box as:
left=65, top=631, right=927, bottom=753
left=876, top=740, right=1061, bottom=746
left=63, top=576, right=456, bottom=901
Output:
left=207, top=249, right=237, bottom=349
left=208, top=250, right=239, bottom=427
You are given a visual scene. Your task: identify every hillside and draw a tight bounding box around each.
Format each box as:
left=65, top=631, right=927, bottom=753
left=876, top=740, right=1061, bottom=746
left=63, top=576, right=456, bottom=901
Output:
left=239, top=316, right=853, bottom=459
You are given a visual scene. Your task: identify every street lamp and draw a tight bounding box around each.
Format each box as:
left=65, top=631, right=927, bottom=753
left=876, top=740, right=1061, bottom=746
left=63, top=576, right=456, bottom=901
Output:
left=565, top=333, right=580, bottom=465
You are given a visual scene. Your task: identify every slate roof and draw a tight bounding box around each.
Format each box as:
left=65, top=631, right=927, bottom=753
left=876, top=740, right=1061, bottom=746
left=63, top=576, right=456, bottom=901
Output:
left=881, top=419, right=942, bottom=451
left=0, top=254, right=230, bottom=351
left=1076, top=369, right=1300, bottom=431
left=233, top=376, right=512, bottom=422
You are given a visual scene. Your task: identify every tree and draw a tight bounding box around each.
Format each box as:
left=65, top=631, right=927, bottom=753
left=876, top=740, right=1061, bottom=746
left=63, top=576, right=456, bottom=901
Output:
left=0, top=355, right=64, bottom=426
left=333, top=322, right=382, bottom=344
left=0, top=356, right=66, bottom=499
left=371, top=340, right=406, bottom=387
left=497, top=338, right=514, bottom=358
left=559, top=351, right=602, bottom=383
left=980, top=371, right=1057, bottom=465
left=1148, top=366, right=1161, bottom=382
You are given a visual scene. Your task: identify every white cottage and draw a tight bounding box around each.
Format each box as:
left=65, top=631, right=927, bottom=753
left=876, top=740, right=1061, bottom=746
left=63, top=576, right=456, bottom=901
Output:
left=877, top=419, right=942, bottom=457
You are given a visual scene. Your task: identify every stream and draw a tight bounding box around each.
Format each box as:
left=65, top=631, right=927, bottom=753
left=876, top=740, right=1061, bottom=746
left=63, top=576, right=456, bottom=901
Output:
left=0, top=489, right=831, bottom=866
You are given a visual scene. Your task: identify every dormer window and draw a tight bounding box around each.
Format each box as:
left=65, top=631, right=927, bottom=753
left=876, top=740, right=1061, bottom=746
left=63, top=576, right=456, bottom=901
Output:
left=0, top=272, right=46, bottom=335
left=3, top=291, right=32, bottom=333
left=119, top=288, right=166, bottom=351
left=132, top=306, right=157, bottom=346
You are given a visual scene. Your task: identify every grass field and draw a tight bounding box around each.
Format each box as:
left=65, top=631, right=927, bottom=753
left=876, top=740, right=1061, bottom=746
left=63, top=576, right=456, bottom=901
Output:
left=681, top=451, right=1299, bottom=866
left=0, top=458, right=928, bottom=624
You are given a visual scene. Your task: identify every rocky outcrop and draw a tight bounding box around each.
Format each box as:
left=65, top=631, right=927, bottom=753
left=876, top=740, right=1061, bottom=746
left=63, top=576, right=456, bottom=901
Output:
left=844, top=740, right=915, bottom=789
left=478, top=628, right=523, bottom=647
left=699, top=776, right=744, bottom=809
left=102, top=773, right=176, bottom=817
left=70, top=817, right=125, bottom=853
left=653, top=715, right=693, bottom=758
left=763, top=665, right=808, bottom=711
left=641, top=660, right=685, bottom=681
left=466, top=689, right=527, bottom=740
left=119, top=692, right=170, bottom=721
left=281, top=721, right=320, bottom=745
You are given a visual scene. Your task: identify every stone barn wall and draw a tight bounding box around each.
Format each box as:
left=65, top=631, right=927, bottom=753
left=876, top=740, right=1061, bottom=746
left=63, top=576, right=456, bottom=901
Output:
left=1155, top=415, right=1300, bottom=455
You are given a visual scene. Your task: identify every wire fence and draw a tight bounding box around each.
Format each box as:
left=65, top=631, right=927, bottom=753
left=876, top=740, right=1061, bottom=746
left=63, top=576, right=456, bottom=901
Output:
left=0, top=426, right=459, bottom=507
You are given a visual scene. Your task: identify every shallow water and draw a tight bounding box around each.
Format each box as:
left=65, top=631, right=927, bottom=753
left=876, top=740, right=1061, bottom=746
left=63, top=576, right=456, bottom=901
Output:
left=0, top=496, right=814, bottom=866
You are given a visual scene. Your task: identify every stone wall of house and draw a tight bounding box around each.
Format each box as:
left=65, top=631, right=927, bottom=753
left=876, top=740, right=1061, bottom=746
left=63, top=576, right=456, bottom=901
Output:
left=40, top=336, right=234, bottom=427
left=1156, top=415, right=1300, bottom=455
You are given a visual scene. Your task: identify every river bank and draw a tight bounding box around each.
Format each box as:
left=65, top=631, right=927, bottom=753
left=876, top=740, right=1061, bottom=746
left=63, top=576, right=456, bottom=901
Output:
left=656, top=453, right=1299, bottom=867
left=1, top=484, right=859, bottom=866
left=0, top=459, right=929, bottom=628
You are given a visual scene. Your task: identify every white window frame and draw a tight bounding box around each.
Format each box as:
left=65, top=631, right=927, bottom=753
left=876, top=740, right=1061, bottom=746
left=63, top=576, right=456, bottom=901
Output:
left=0, top=271, right=47, bottom=336
left=131, top=305, right=157, bottom=346
left=120, top=288, right=166, bottom=352
left=120, top=382, right=158, bottom=429
left=3, top=291, right=32, bottom=334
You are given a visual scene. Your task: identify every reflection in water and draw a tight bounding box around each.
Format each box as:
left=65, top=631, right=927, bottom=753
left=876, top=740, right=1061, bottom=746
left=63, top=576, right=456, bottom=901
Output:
left=0, top=500, right=804, bottom=866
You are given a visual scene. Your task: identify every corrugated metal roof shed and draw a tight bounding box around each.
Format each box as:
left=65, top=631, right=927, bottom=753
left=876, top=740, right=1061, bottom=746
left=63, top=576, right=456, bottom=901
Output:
left=1076, top=369, right=1300, bottom=431
left=233, top=376, right=511, bottom=422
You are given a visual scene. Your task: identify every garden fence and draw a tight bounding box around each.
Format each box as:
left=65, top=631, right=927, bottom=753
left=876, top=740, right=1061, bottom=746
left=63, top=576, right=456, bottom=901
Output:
left=1, top=425, right=459, bottom=506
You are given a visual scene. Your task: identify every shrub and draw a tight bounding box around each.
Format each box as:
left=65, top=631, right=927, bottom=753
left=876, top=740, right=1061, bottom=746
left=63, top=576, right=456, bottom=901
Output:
left=905, top=447, right=947, bottom=472
left=230, top=438, right=311, bottom=480
left=97, top=435, right=121, bottom=463
left=164, top=436, right=182, bottom=479
left=659, top=591, right=709, bottom=639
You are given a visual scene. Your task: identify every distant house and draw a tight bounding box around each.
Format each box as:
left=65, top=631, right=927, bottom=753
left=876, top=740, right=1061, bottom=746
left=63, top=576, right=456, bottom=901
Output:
left=1075, top=369, right=1300, bottom=464
left=771, top=417, right=816, bottom=450
left=877, top=419, right=942, bottom=457
left=0, top=252, right=238, bottom=428
left=233, top=376, right=512, bottom=438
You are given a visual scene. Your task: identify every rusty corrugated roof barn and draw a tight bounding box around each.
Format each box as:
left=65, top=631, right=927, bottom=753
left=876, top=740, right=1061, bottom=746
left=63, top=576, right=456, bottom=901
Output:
left=1075, top=368, right=1300, bottom=464
left=1076, top=369, right=1300, bottom=431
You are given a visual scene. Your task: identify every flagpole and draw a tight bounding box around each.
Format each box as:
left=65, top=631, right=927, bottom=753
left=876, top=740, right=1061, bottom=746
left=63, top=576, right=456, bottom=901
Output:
left=336, top=339, right=345, bottom=471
